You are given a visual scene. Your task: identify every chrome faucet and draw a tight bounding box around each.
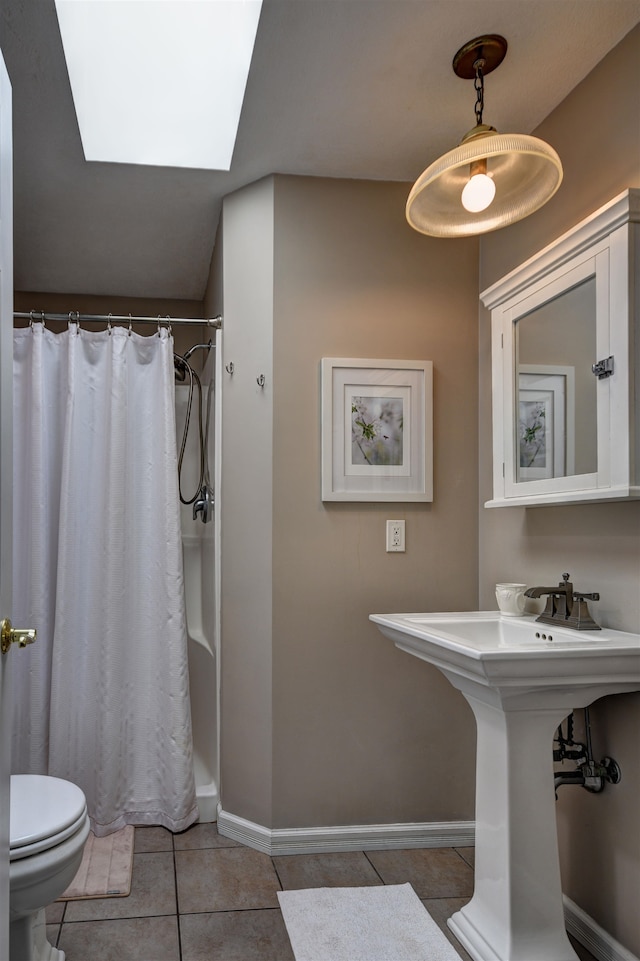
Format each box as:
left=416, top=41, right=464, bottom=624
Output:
left=193, top=485, right=213, bottom=523
left=525, top=573, right=601, bottom=631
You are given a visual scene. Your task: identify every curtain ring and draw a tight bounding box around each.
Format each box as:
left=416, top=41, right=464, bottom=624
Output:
left=29, top=311, right=35, bottom=327
left=165, top=315, right=172, bottom=338
left=157, top=316, right=162, bottom=337
left=107, top=313, right=113, bottom=336
left=128, top=313, right=133, bottom=337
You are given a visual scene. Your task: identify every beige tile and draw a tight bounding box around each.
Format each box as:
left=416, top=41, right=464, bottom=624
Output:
left=421, top=897, right=473, bottom=960
left=64, top=852, right=176, bottom=921
left=176, top=847, right=281, bottom=913
left=275, top=851, right=383, bottom=890
left=134, top=825, right=174, bottom=853
left=46, top=900, right=66, bottom=924
left=365, top=848, right=474, bottom=899
left=181, top=909, right=295, bottom=961
left=59, top=916, right=180, bottom=961
left=454, top=846, right=475, bottom=869
left=45, top=924, right=60, bottom=950
left=174, top=822, right=243, bottom=850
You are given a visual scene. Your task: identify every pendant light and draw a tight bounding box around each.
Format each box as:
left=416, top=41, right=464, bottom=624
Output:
left=406, top=35, right=563, bottom=238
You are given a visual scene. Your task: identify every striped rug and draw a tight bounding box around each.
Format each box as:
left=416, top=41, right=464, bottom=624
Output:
left=58, top=825, right=135, bottom=900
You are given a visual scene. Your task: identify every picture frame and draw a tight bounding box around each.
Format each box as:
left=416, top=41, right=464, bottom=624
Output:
left=517, top=364, right=575, bottom=481
left=321, top=358, right=433, bottom=502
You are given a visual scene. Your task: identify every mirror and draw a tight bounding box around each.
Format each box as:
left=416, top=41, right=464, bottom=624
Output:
left=483, top=188, right=639, bottom=508
left=515, top=276, right=597, bottom=483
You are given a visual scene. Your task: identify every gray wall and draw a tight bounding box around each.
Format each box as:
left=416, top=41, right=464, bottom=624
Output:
left=216, top=178, right=275, bottom=827
left=478, top=25, right=640, bottom=956
left=216, top=175, right=479, bottom=830
left=210, top=23, right=640, bottom=951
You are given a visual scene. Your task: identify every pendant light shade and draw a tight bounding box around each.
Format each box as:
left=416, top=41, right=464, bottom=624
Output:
left=406, top=36, right=563, bottom=238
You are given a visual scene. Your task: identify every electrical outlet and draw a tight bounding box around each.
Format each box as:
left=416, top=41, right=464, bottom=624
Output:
left=386, top=520, right=405, bottom=552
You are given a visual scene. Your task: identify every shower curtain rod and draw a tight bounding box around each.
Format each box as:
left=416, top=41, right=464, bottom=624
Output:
left=14, top=311, right=222, bottom=329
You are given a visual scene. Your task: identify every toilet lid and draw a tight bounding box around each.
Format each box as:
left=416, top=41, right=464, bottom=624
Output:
left=10, top=775, right=88, bottom=850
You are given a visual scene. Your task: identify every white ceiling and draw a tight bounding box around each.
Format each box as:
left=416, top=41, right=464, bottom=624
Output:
left=1, top=0, right=639, bottom=303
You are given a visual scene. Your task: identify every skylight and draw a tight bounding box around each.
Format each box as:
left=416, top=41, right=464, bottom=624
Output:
left=54, top=0, right=263, bottom=170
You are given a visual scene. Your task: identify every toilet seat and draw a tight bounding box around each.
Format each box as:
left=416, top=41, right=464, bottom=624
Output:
left=10, top=775, right=89, bottom=861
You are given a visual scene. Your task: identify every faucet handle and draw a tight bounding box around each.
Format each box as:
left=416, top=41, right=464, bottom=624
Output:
left=566, top=592, right=601, bottom=631
left=192, top=486, right=213, bottom=523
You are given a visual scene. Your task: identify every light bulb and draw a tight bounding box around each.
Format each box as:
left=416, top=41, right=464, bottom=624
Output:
left=461, top=172, right=496, bottom=212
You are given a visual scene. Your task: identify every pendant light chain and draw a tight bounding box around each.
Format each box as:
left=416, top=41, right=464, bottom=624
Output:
left=473, top=58, right=486, bottom=125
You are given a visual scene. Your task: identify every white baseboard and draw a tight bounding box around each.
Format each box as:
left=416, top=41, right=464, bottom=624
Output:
left=564, top=896, right=639, bottom=961
left=216, top=807, right=475, bottom=857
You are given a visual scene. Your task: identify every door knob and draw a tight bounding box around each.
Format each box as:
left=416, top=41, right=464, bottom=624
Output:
left=0, top=619, right=37, bottom=655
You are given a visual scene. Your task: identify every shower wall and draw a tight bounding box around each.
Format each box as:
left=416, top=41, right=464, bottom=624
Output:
left=175, top=346, right=219, bottom=822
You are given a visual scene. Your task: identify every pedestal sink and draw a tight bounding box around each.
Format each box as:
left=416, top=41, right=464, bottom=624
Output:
left=370, top=611, right=640, bottom=961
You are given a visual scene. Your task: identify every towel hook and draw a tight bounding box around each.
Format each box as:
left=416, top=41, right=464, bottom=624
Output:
left=257, top=373, right=266, bottom=388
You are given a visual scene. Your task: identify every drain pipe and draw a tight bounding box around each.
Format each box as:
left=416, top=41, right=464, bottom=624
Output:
left=553, top=707, right=622, bottom=796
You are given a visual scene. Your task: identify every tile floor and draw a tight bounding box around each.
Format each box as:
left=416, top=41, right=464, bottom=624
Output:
left=46, top=822, right=597, bottom=961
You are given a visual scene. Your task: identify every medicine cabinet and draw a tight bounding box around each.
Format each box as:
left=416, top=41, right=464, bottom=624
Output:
left=482, top=188, right=640, bottom=508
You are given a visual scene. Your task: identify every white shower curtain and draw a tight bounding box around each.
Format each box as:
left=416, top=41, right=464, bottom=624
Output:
left=10, top=323, right=198, bottom=836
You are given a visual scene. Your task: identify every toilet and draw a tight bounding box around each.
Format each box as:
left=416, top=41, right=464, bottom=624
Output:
left=9, top=774, right=90, bottom=961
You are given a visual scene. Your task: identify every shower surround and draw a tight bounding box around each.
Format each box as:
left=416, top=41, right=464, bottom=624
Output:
left=175, top=342, right=220, bottom=821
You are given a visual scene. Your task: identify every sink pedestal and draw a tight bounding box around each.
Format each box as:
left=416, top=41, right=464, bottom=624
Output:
left=370, top=611, right=640, bottom=961
left=370, top=612, right=640, bottom=961
left=446, top=691, right=579, bottom=961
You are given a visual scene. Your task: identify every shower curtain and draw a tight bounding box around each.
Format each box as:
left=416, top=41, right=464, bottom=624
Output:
left=10, top=323, right=198, bottom=836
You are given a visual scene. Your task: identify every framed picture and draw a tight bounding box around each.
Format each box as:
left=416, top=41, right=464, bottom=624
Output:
left=517, top=365, right=575, bottom=481
left=321, top=358, right=433, bottom=502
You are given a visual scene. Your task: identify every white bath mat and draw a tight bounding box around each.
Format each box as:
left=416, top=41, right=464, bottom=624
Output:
left=277, top=883, right=461, bottom=961
left=58, top=825, right=134, bottom=900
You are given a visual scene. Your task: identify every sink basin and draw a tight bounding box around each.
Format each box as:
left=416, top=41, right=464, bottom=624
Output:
left=370, top=611, right=640, bottom=961
left=370, top=612, right=640, bottom=708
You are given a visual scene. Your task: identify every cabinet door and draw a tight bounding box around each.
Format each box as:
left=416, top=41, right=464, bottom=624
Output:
left=483, top=188, right=639, bottom=509
left=0, top=47, right=13, bottom=960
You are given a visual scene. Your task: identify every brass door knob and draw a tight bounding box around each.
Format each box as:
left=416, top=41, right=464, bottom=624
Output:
left=0, top=619, right=36, bottom=655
